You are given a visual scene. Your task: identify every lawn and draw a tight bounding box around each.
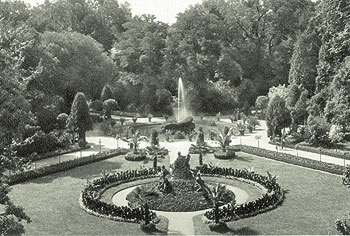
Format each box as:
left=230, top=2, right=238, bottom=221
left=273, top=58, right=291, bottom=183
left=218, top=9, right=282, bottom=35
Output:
left=192, top=152, right=349, bottom=235
left=9, top=144, right=349, bottom=235
left=9, top=154, right=170, bottom=235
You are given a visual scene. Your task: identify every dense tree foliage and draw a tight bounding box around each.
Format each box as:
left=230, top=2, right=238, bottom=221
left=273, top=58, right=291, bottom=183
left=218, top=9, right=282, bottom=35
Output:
left=27, top=31, right=116, bottom=112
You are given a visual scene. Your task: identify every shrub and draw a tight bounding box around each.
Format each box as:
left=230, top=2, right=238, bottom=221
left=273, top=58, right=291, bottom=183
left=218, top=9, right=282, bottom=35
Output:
left=173, top=131, right=186, bottom=139
left=103, top=99, right=118, bottom=119
left=237, top=122, right=246, bottom=136
left=247, top=116, right=260, bottom=130
left=209, top=120, right=216, bottom=126
left=90, top=113, right=104, bottom=123
left=101, top=85, right=114, bottom=101
left=214, top=150, right=235, bottom=159
left=57, top=113, right=69, bottom=129
left=16, top=130, right=71, bottom=157
left=329, top=125, right=345, bottom=144
left=305, top=115, right=330, bottom=146
left=124, top=152, right=147, bottom=161
left=89, top=100, right=103, bottom=112
left=150, top=129, right=159, bottom=146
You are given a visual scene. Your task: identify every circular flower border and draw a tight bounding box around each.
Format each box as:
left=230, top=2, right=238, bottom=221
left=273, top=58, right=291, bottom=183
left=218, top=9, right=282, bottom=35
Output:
left=80, top=166, right=284, bottom=223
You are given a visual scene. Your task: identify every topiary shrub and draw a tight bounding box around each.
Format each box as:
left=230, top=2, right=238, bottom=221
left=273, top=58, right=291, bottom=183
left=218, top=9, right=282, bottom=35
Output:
left=150, top=129, right=159, bottom=146
left=125, top=151, right=147, bottom=161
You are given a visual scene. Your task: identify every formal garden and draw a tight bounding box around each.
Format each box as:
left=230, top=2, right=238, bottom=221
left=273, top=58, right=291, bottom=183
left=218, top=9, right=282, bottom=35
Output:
left=1, top=0, right=350, bottom=235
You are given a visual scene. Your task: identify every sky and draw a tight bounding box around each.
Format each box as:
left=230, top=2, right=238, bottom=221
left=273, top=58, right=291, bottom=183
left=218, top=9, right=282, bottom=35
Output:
left=22, top=0, right=203, bottom=24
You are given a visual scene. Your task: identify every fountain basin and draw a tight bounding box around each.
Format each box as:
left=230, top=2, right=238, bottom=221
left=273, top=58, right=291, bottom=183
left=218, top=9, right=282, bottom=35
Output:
left=161, top=116, right=195, bottom=134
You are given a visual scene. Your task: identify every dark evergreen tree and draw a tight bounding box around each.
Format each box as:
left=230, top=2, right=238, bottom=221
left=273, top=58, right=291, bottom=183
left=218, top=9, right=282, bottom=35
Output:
left=67, top=92, right=93, bottom=145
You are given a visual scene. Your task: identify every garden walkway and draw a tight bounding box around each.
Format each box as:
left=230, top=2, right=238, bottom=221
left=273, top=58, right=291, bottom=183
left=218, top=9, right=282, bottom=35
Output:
left=29, top=118, right=349, bottom=171
left=220, top=119, right=350, bottom=167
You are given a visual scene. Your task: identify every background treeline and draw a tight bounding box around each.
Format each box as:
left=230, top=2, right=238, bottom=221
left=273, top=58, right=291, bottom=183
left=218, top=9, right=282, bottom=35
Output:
left=1, top=0, right=350, bottom=148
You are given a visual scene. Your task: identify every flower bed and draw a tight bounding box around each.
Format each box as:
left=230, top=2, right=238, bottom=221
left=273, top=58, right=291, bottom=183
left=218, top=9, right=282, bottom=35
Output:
left=7, top=148, right=129, bottom=185
left=236, top=145, right=345, bottom=175
left=80, top=168, right=159, bottom=223
left=126, top=180, right=235, bottom=212
left=213, top=150, right=235, bottom=159
left=335, top=218, right=350, bottom=235
left=198, top=165, right=284, bottom=222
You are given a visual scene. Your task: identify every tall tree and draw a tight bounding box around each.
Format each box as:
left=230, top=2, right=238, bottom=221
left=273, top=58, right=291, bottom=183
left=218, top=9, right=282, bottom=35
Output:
left=325, top=57, right=350, bottom=130
left=67, top=92, right=93, bottom=144
left=28, top=31, right=116, bottom=112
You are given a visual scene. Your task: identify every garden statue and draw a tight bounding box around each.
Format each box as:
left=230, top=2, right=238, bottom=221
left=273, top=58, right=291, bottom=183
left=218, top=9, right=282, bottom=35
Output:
left=158, top=165, right=172, bottom=193
left=171, top=152, right=194, bottom=180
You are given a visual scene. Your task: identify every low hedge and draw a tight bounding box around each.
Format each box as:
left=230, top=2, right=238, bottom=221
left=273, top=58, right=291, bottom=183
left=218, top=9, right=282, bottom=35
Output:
left=236, top=145, right=345, bottom=175
left=81, top=168, right=159, bottom=223
left=112, top=110, right=143, bottom=118
left=269, top=141, right=350, bottom=161
left=29, top=145, right=91, bottom=162
left=199, top=165, right=284, bottom=222
left=7, top=148, right=129, bottom=185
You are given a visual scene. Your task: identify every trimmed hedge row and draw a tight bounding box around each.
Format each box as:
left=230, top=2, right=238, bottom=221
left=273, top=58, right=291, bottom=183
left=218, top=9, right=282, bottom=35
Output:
left=269, top=141, right=350, bottom=161
left=29, top=145, right=91, bottom=162
left=7, top=148, right=129, bottom=185
left=236, top=145, right=345, bottom=175
left=81, top=168, right=159, bottom=223
left=198, top=165, right=284, bottom=222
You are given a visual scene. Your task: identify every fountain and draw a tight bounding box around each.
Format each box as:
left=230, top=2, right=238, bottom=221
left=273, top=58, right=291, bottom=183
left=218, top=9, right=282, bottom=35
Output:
left=177, top=77, right=188, bottom=121
left=161, top=78, right=195, bottom=134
